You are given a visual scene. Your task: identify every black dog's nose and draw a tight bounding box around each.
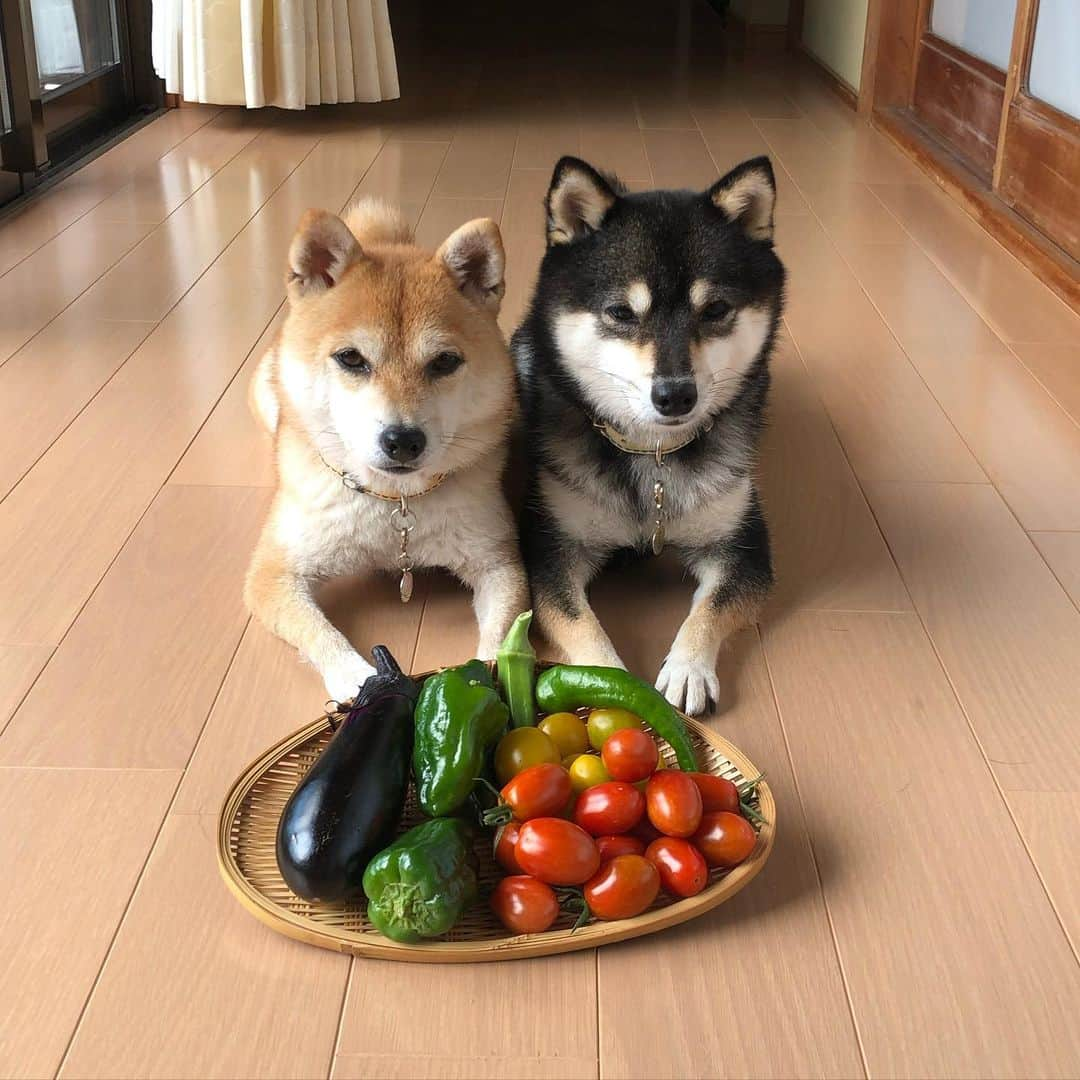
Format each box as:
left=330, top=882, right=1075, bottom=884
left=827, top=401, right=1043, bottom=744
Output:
left=379, top=425, right=427, bottom=463
left=652, top=377, right=698, bottom=418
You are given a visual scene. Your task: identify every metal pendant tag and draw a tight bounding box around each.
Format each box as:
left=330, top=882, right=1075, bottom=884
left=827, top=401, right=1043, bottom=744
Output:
left=399, top=569, right=414, bottom=604
left=651, top=523, right=665, bottom=556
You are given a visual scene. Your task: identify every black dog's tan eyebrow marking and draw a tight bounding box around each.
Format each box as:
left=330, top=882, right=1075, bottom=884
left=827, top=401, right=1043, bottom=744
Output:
left=689, top=279, right=716, bottom=311
left=626, top=281, right=652, bottom=317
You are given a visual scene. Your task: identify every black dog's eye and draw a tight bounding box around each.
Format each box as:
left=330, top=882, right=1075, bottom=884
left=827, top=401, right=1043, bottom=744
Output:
left=605, top=304, right=636, bottom=323
left=701, top=299, right=732, bottom=322
left=333, top=347, right=370, bottom=372
left=427, top=351, right=463, bottom=378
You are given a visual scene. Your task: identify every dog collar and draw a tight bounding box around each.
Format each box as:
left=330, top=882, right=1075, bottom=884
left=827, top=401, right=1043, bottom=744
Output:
left=318, top=453, right=447, bottom=603
left=592, top=418, right=712, bottom=458
left=317, top=453, right=448, bottom=501
left=591, top=418, right=712, bottom=556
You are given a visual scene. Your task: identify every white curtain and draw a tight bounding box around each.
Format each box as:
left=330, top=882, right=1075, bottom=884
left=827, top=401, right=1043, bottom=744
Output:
left=151, top=0, right=399, bottom=109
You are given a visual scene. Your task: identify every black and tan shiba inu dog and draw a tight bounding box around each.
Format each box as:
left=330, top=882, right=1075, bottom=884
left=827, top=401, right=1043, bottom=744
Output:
left=512, top=156, right=785, bottom=715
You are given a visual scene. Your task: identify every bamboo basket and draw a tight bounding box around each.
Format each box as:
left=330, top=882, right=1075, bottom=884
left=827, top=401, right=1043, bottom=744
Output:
left=217, top=664, right=776, bottom=962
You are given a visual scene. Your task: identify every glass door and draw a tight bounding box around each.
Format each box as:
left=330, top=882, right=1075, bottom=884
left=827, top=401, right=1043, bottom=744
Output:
left=997, top=0, right=1080, bottom=261
left=0, top=0, right=155, bottom=208
left=912, top=0, right=1018, bottom=179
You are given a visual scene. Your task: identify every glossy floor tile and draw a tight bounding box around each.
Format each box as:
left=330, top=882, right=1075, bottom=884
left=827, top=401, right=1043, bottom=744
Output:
left=1, top=1, right=1078, bottom=1077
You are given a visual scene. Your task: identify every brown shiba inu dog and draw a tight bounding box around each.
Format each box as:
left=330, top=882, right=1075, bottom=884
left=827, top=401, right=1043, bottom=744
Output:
left=245, top=199, right=528, bottom=702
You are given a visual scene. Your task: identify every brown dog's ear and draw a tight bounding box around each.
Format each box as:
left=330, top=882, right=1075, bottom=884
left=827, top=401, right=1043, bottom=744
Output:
left=708, top=156, right=776, bottom=243
left=287, top=209, right=362, bottom=295
left=437, top=217, right=505, bottom=312
left=546, top=156, right=619, bottom=245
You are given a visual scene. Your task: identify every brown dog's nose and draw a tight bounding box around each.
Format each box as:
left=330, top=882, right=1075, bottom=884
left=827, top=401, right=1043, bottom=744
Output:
left=379, top=425, right=427, bottom=463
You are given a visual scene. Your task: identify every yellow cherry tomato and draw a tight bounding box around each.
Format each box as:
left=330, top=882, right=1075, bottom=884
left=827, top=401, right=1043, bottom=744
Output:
left=562, top=753, right=584, bottom=770
left=540, top=712, right=590, bottom=757
left=586, top=707, right=644, bottom=751
left=494, top=727, right=561, bottom=785
left=568, top=753, right=612, bottom=795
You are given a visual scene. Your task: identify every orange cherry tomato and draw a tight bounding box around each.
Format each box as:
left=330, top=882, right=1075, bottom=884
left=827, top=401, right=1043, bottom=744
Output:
left=693, top=811, right=757, bottom=869
left=515, top=818, right=601, bottom=886
left=645, top=837, right=709, bottom=898
left=601, top=728, right=660, bottom=783
left=688, top=772, right=740, bottom=814
left=595, top=834, right=646, bottom=863
left=493, top=820, right=523, bottom=874
left=573, top=781, right=646, bottom=836
left=646, top=770, right=703, bottom=837
left=490, top=876, right=559, bottom=934
left=584, top=855, right=660, bottom=920
left=501, top=763, right=572, bottom=821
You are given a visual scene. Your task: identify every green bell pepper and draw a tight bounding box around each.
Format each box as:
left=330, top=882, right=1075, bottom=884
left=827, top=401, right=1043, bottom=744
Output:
left=362, top=818, right=477, bottom=943
left=413, top=660, right=509, bottom=817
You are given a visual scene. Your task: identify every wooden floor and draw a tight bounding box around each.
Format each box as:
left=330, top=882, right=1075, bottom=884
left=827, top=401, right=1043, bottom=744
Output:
left=3, top=2, right=1079, bottom=1077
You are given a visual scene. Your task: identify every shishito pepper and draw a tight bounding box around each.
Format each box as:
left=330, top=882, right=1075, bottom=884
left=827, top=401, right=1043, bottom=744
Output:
left=362, top=818, right=477, bottom=943
left=496, top=610, right=537, bottom=728
left=413, top=660, right=509, bottom=817
left=535, top=665, right=698, bottom=771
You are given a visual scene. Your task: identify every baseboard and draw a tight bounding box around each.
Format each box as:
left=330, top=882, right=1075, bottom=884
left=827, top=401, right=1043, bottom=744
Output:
left=874, top=107, right=1080, bottom=313
left=797, top=44, right=858, bottom=110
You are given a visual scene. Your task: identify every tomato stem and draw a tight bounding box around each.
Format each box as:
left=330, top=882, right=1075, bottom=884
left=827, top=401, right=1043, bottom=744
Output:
left=737, top=773, right=767, bottom=830
left=473, top=777, right=512, bottom=827
left=554, top=887, right=592, bottom=932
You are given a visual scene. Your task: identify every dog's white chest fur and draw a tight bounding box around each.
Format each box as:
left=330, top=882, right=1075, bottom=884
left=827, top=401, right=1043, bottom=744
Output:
left=273, top=459, right=510, bottom=579
left=540, top=461, right=752, bottom=553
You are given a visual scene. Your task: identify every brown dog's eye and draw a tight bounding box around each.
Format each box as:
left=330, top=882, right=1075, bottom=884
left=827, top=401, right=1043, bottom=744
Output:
left=427, top=352, right=463, bottom=378
left=701, top=299, right=732, bottom=322
left=333, top=348, right=370, bottom=372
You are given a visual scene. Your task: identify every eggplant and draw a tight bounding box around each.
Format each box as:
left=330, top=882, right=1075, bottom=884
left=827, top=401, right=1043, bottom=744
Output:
left=276, top=646, right=419, bottom=902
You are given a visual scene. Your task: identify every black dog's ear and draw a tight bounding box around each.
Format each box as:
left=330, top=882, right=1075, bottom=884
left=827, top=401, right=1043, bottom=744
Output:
left=708, top=156, right=776, bottom=242
left=546, top=157, right=619, bottom=245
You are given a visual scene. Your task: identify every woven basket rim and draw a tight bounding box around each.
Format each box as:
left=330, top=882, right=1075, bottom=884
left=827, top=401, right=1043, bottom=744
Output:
left=217, top=662, right=776, bottom=963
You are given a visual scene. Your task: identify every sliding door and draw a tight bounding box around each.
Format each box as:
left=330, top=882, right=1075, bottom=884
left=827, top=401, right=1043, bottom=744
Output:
left=997, top=0, right=1080, bottom=261
left=897, top=0, right=1079, bottom=263
left=0, top=0, right=156, bottom=207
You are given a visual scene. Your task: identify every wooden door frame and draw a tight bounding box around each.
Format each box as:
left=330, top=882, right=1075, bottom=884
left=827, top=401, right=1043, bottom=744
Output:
left=861, top=0, right=1079, bottom=311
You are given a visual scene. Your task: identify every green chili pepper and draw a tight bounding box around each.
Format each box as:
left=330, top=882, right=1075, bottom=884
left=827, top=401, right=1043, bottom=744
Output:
left=413, top=660, right=509, bottom=817
left=535, top=664, right=698, bottom=771
left=362, top=818, right=477, bottom=943
left=496, top=610, right=537, bottom=728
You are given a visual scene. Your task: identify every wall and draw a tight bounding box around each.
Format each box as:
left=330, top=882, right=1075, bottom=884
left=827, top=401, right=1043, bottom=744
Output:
left=801, top=0, right=869, bottom=90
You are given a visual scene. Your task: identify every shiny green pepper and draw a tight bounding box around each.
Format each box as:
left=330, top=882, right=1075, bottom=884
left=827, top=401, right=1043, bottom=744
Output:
left=362, top=818, right=477, bottom=943
left=413, top=660, right=509, bottom=817
left=535, top=664, right=698, bottom=771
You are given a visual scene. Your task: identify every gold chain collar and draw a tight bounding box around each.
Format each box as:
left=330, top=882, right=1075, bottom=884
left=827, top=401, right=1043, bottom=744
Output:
left=592, top=419, right=709, bottom=457
left=318, top=452, right=448, bottom=603
left=591, top=418, right=713, bottom=555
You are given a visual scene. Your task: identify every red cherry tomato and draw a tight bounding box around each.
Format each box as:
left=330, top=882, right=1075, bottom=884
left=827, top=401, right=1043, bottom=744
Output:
left=645, top=837, right=709, bottom=898
left=601, top=728, right=659, bottom=783
left=573, top=781, right=646, bottom=836
left=516, top=818, right=601, bottom=885
left=688, top=772, right=741, bottom=814
left=595, top=834, right=646, bottom=863
left=501, top=763, right=572, bottom=821
left=646, top=771, right=703, bottom=837
left=584, top=855, right=660, bottom=920
left=490, top=876, right=559, bottom=934
left=693, top=811, right=757, bottom=868
left=493, top=820, right=523, bottom=874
